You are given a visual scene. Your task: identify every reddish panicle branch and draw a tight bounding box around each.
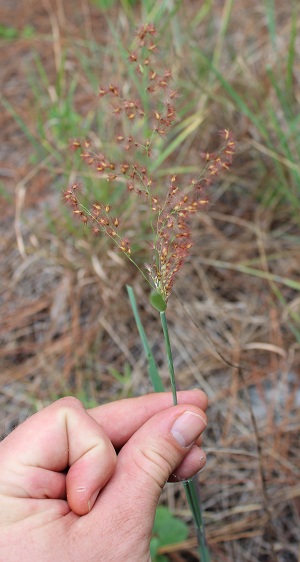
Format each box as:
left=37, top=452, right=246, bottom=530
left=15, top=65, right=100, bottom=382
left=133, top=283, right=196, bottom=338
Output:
left=63, top=24, right=235, bottom=301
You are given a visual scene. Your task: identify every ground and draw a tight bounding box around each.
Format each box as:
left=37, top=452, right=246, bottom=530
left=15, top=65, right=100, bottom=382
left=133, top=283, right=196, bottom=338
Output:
left=0, top=1, right=300, bottom=561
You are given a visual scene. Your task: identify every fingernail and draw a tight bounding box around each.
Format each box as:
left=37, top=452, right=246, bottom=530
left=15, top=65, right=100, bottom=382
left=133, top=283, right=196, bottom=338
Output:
left=199, top=451, right=206, bottom=472
left=171, top=411, right=207, bottom=448
left=88, top=488, right=100, bottom=512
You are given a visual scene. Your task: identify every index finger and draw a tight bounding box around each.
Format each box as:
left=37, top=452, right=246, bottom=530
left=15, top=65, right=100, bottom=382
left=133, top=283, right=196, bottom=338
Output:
left=88, top=389, right=207, bottom=448
left=0, top=397, right=117, bottom=516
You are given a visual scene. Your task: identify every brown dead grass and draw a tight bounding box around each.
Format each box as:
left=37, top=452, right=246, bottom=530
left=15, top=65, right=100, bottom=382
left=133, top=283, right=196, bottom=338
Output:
left=1, top=1, right=300, bottom=561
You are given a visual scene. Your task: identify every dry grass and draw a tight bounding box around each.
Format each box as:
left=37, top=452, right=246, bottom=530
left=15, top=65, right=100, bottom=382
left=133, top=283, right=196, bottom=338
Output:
left=1, top=1, right=300, bottom=561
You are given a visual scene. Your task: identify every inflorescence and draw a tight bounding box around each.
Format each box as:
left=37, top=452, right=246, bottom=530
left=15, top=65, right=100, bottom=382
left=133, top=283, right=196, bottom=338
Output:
left=63, top=23, right=235, bottom=303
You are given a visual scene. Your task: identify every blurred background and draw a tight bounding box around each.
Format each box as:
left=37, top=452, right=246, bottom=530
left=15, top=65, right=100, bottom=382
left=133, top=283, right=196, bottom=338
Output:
left=0, top=1, right=299, bottom=560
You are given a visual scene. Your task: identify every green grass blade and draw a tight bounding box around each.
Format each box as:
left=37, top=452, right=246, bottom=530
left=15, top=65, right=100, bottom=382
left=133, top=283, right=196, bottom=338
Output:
left=212, top=0, right=234, bottom=70
left=264, top=0, right=277, bottom=49
left=0, top=95, right=43, bottom=154
left=200, top=56, right=266, bottom=138
left=150, top=112, right=205, bottom=171
left=191, top=0, right=213, bottom=29
left=183, top=478, right=210, bottom=562
left=126, top=285, right=165, bottom=392
left=286, top=3, right=297, bottom=99
left=198, top=258, right=300, bottom=291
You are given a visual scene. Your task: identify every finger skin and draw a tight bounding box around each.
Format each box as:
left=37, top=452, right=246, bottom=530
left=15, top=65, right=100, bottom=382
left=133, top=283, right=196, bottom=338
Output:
left=0, top=397, right=117, bottom=517
left=169, top=445, right=206, bottom=481
left=0, top=392, right=208, bottom=562
left=88, top=389, right=207, bottom=447
left=0, top=391, right=206, bottom=520
left=70, top=403, right=207, bottom=562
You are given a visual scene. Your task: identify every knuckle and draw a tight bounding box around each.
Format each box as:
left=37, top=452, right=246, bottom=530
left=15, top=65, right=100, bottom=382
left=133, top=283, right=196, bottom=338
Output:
left=56, top=396, right=83, bottom=409
left=133, top=442, right=176, bottom=489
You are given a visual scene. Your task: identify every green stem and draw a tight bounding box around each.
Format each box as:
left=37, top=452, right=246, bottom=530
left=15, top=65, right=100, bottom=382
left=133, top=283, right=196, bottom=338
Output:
left=183, top=478, right=210, bottom=562
left=127, top=287, right=210, bottom=561
left=160, top=309, right=210, bottom=562
left=160, top=311, right=178, bottom=405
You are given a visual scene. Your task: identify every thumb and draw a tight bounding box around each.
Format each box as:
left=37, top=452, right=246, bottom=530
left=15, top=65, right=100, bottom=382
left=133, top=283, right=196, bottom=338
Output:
left=118, top=405, right=207, bottom=503
left=88, top=404, right=207, bottom=556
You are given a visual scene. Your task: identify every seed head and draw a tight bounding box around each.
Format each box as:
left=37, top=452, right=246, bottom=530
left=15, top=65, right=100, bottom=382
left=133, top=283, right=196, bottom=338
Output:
left=64, top=24, right=235, bottom=305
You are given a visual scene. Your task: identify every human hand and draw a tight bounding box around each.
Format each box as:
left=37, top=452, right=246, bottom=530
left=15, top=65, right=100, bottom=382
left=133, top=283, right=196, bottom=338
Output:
left=0, top=390, right=207, bottom=561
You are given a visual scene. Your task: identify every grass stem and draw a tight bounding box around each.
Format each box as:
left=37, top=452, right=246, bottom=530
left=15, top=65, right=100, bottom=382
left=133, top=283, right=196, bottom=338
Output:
left=128, top=287, right=210, bottom=559
left=160, top=310, right=210, bottom=561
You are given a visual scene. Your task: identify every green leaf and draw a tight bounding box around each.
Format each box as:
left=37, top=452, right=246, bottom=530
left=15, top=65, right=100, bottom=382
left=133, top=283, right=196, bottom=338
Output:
left=153, top=506, right=189, bottom=546
left=0, top=25, right=18, bottom=39
left=90, top=0, right=116, bottom=9
left=150, top=537, right=160, bottom=560
left=150, top=292, right=167, bottom=312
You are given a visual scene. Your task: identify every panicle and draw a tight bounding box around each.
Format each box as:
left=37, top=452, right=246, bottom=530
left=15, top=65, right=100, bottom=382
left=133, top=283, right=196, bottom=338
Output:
left=64, top=23, right=235, bottom=302
left=144, top=129, right=235, bottom=301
